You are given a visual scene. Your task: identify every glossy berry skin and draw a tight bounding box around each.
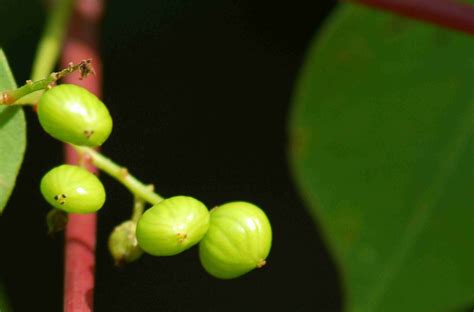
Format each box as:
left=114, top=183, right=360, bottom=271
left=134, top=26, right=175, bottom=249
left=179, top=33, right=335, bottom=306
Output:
left=136, top=196, right=210, bottom=256
left=38, top=84, right=112, bottom=147
left=199, top=202, right=272, bottom=279
left=40, top=164, right=106, bottom=214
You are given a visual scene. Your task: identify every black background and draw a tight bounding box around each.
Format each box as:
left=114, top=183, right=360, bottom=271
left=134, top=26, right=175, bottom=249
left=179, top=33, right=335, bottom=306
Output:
left=0, top=1, right=342, bottom=311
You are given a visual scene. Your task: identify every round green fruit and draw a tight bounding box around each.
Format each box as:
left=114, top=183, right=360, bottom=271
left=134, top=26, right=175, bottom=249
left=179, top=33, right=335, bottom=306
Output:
left=136, top=196, right=210, bottom=256
left=40, top=164, right=106, bottom=214
left=38, top=84, right=112, bottom=147
left=199, top=202, right=272, bottom=279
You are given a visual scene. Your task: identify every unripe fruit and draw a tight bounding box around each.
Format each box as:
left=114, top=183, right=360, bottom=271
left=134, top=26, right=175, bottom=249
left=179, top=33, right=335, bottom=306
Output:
left=136, top=196, right=210, bottom=256
left=38, top=84, right=112, bottom=147
left=40, top=164, right=106, bottom=214
left=108, top=221, right=143, bottom=266
left=199, top=202, right=272, bottom=279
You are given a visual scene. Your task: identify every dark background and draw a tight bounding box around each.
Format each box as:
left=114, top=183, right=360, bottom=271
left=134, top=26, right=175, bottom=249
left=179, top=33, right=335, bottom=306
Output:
left=0, top=1, right=341, bottom=311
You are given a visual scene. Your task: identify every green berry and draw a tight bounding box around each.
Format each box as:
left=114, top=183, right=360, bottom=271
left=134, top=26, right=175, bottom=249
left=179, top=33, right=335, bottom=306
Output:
left=40, top=164, right=106, bottom=214
left=108, top=220, right=143, bottom=266
left=136, top=196, right=210, bottom=256
left=199, top=202, right=272, bottom=279
left=38, top=84, right=113, bottom=147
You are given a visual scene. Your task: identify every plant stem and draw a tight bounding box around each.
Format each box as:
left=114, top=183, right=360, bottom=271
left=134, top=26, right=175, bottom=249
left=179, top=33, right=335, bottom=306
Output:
left=72, top=145, right=164, bottom=205
left=60, top=1, right=102, bottom=310
left=31, top=0, right=74, bottom=81
left=131, top=198, right=145, bottom=224
left=349, top=0, right=474, bottom=36
left=0, top=60, right=93, bottom=105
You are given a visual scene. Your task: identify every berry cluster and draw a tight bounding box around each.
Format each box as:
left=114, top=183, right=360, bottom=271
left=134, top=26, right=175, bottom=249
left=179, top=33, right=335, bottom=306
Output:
left=38, top=84, right=272, bottom=279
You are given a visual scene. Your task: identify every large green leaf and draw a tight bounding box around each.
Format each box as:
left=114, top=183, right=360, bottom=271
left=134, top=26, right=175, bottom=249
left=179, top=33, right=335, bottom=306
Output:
left=0, top=49, right=26, bottom=213
left=289, top=4, right=473, bottom=312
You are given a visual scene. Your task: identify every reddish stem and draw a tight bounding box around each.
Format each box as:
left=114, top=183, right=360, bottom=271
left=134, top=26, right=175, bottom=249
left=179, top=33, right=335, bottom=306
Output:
left=61, top=1, right=104, bottom=311
left=349, top=0, right=474, bottom=36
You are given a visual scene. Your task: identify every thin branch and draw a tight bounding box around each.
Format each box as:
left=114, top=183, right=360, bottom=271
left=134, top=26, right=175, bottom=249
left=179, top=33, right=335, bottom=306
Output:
left=72, top=145, right=164, bottom=205
left=348, top=0, right=474, bottom=36
left=0, top=60, right=93, bottom=105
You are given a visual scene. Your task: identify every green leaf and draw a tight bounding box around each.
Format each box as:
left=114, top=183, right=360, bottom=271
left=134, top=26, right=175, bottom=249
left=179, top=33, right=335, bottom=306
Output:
left=0, top=49, right=26, bottom=213
left=289, top=4, right=474, bottom=312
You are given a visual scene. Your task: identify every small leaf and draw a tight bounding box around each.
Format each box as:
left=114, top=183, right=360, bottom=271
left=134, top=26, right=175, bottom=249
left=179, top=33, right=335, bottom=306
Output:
left=290, top=4, right=474, bottom=312
left=0, top=49, right=27, bottom=213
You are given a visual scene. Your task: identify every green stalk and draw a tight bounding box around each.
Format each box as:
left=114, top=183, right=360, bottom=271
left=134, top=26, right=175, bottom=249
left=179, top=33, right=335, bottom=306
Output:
left=31, top=0, right=74, bottom=81
left=0, top=60, right=93, bottom=105
left=14, top=0, right=75, bottom=105
left=131, top=198, right=145, bottom=223
left=72, top=145, right=164, bottom=205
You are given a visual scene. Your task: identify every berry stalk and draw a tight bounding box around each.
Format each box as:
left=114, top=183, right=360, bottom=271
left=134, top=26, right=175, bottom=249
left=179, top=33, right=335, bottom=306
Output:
left=71, top=145, right=164, bottom=205
left=0, top=60, right=93, bottom=105
left=131, top=198, right=145, bottom=223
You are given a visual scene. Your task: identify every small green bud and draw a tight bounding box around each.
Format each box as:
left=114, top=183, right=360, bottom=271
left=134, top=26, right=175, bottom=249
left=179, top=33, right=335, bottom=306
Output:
left=136, top=196, right=210, bottom=256
left=38, top=84, right=113, bottom=147
left=108, top=220, right=143, bottom=266
left=40, top=164, right=106, bottom=214
left=199, top=202, right=272, bottom=279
